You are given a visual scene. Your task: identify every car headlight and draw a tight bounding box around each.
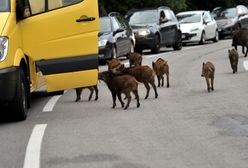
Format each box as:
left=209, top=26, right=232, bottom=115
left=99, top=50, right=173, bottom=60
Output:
left=0, top=37, right=8, bottom=62
left=190, top=27, right=199, bottom=32
left=98, top=39, right=108, bottom=47
left=138, top=29, right=151, bottom=36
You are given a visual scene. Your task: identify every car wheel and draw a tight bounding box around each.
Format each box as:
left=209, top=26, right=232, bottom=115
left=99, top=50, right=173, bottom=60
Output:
left=213, top=30, right=219, bottom=42
left=9, top=68, right=28, bottom=121
left=173, top=32, right=182, bottom=50
left=199, top=32, right=206, bottom=44
left=111, top=45, right=117, bottom=59
left=151, top=34, right=160, bottom=54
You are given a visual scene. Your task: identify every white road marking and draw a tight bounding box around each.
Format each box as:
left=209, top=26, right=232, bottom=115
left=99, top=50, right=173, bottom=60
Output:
left=42, top=95, right=62, bottom=112
left=243, top=60, right=248, bottom=71
left=23, top=124, right=47, bottom=168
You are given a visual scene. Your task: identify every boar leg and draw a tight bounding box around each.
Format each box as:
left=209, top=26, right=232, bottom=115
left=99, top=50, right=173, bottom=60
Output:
left=150, top=80, right=158, bottom=98
left=88, top=87, right=94, bottom=101
left=75, top=88, right=83, bottom=102
left=205, top=78, right=210, bottom=92
left=211, top=77, right=214, bottom=91
left=124, top=92, right=131, bottom=110
left=111, top=91, right=117, bottom=108
left=117, top=92, right=125, bottom=108
left=93, top=85, right=99, bottom=101
left=144, top=82, right=150, bottom=99
left=166, top=73, right=170, bottom=88
left=157, top=76, right=161, bottom=87
left=133, top=89, right=140, bottom=108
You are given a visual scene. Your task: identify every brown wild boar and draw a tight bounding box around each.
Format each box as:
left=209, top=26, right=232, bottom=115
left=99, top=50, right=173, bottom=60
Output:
left=99, top=71, right=140, bottom=109
left=232, top=28, right=248, bottom=57
left=75, top=85, right=98, bottom=102
left=201, top=62, right=215, bottom=92
left=228, top=48, right=239, bottom=73
left=152, top=58, right=169, bottom=88
left=108, top=58, right=122, bottom=70
left=115, top=64, right=158, bottom=99
left=128, top=52, right=142, bottom=67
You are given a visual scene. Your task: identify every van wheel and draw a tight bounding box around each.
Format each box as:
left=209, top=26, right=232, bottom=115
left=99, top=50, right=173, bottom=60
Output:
left=9, top=68, right=28, bottom=121
left=173, top=32, right=182, bottom=50
left=151, top=35, right=160, bottom=54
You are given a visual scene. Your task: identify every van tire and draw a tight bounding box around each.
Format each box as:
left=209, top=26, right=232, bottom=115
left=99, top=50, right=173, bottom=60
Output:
left=10, top=68, right=28, bottom=121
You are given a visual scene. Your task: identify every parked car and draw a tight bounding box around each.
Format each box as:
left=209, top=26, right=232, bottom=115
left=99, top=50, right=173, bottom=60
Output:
left=176, top=10, right=219, bottom=44
left=211, top=5, right=248, bottom=38
left=126, top=6, right=182, bottom=53
left=98, top=12, right=134, bottom=60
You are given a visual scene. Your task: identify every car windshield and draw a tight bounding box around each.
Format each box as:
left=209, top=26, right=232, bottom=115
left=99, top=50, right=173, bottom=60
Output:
left=213, top=8, right=237, bottom=19
left=129, top=10, right=158, bottom=25
left=0, top=0, right=9, bottom=12
left=99, top=17, right=112, bottom=33
left=177, top=13, right=201, bottom=23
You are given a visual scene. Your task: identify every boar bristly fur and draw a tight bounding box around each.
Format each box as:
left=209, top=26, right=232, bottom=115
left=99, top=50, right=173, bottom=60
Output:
left=116, top=65, right=158, bottom=99
left=228, top=48, right=239, bottom=73
left=152, top=58, right=169, bottom=88
left=108, top=58, right=122, bottom=70
left=99, top=71, right=140, bottom=110
left=201, top=62, right=215, bottom=92
left=232, top=28, right=248, bottom=57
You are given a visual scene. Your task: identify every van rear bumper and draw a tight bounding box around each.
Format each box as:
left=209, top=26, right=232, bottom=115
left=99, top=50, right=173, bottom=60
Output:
left=0, top=67, right=18, bottom=106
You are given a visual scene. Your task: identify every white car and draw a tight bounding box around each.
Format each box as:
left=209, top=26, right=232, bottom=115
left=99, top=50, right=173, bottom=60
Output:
left=176, top=10, right=219, bottom=44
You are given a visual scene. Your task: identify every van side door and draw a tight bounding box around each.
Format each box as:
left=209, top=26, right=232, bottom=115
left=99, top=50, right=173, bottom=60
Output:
left=20, top=0, right=99, bottom=92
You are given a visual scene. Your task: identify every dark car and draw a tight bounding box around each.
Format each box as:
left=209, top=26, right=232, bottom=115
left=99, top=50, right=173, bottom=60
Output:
left=212, top=5, right=248, bottom=38
left=126, top=6, right=182, bottom=53
left=98, top=12, right=135, bottom=60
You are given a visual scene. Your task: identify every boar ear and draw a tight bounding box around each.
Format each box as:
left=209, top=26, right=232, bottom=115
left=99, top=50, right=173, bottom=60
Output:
left=202, top=62, right=205, bottom=66
left=152, top=62, right=155, bottom=68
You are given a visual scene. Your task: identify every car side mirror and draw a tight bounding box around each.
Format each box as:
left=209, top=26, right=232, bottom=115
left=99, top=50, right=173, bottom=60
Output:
left=113, top=28, right=125, bottom=35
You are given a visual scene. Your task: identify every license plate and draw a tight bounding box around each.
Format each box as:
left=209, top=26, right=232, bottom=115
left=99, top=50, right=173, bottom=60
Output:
left=98, top=54, right=104, bottom=58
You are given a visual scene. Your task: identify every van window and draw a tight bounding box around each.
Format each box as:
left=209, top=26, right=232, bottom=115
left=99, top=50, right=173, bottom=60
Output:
left=28, top=0, right=82, bottom=15
left=0, top=0, right=10, bottom=12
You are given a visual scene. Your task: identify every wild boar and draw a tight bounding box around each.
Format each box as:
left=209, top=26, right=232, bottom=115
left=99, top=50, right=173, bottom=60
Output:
left=201, top=62, right=215, bottom=92
left=128, top=52, right=142, bottom=67
left=98, top=71, right=140, bottom=110
left=228, top=48, right=239, bottom=73
left=152, top=58, right=169, bottom=88
left=75, top=85, right=98, bottom=102
left=108, top=58, right=122, bottom=70
left=232, top=28, right=248, bottom=57
left=115, top=64, right=158, bottom=99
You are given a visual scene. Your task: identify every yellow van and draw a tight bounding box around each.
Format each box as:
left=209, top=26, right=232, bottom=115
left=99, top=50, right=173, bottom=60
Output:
left=0, top=0, right=99, bottom=120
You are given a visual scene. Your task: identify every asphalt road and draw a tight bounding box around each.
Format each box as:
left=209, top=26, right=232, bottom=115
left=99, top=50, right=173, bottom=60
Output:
left=1, top=39, right=248, bottom=168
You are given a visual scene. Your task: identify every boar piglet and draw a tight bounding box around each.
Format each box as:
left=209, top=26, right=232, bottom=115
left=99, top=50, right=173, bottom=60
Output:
left=201, top=62, right=215, bottom=92
left=116, top=64, right=158, bottom=99
left=152, top=58, right=169, bottom=88
left=98, top=71, right=140, bottom=110
left=75, top=85, right=98, bottom=102
left=228, top=48, right=239, bottom=73
left=128, top=52, right=142, bottom=67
